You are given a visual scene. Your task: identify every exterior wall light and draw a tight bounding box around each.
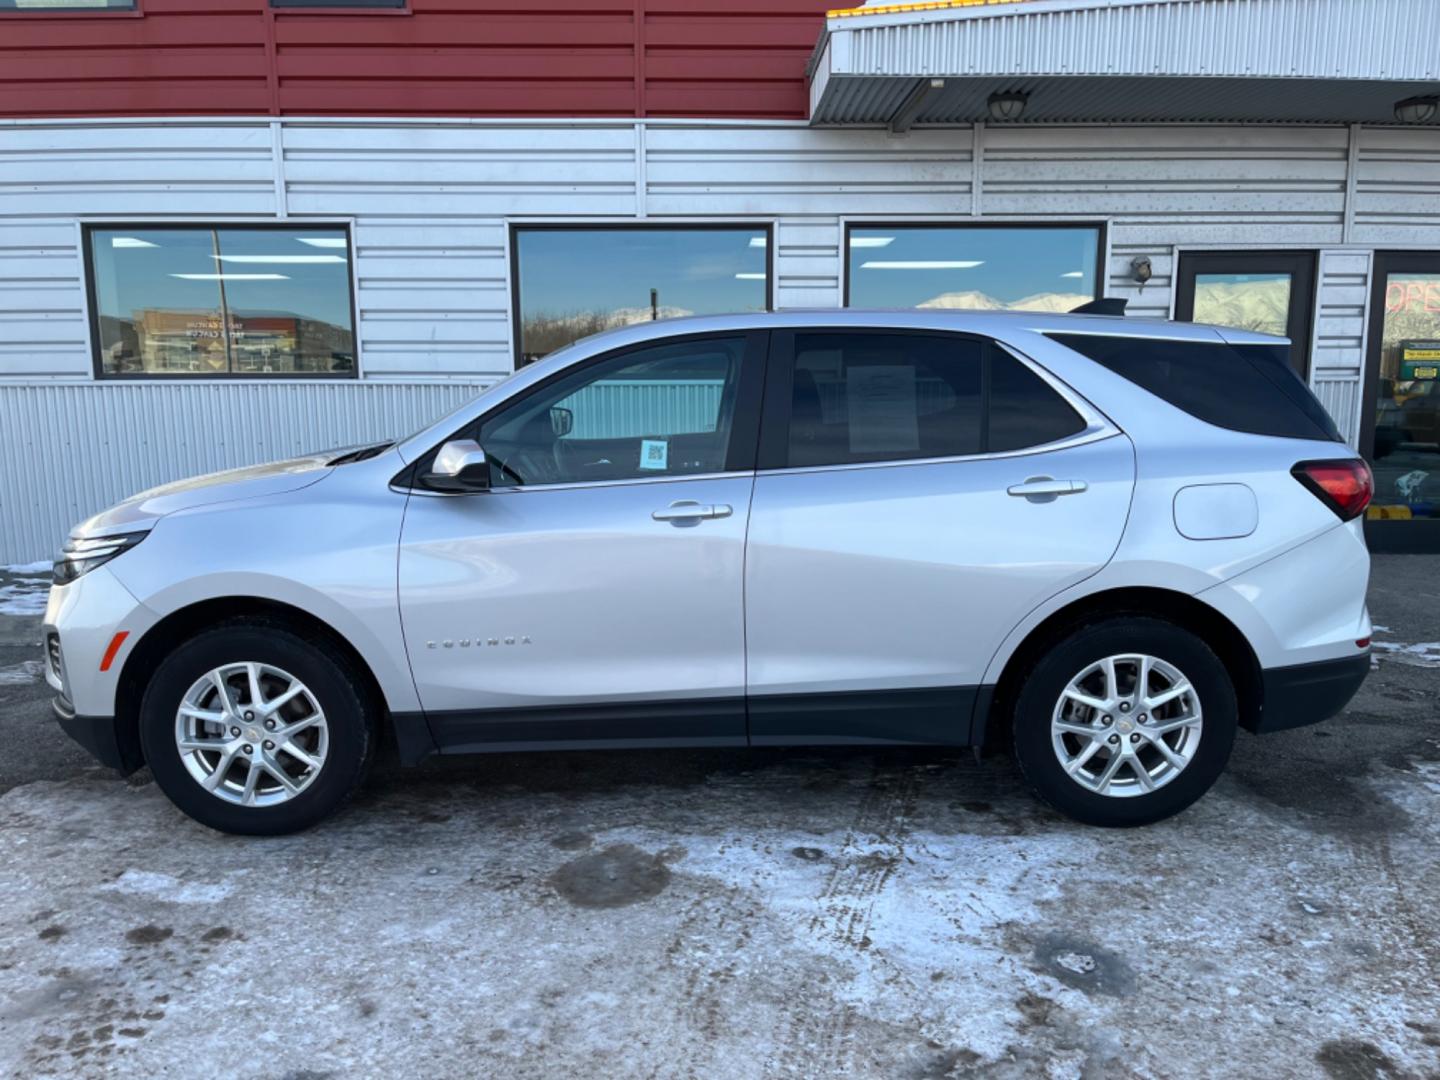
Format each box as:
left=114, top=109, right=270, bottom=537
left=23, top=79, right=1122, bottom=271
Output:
left=1394, top=96, right=1438, bottom=123
left=987, top=91, right=1029, bottom=122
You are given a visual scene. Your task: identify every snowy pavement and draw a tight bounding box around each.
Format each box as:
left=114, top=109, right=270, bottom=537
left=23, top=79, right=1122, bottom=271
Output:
left=0, top=558, right=1438, bottom=1079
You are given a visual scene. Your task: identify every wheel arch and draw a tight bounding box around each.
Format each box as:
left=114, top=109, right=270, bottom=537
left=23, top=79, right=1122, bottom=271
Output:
left=114, top=597, right=398, bottom=770
left=980, top=586, right=1264, bottom=747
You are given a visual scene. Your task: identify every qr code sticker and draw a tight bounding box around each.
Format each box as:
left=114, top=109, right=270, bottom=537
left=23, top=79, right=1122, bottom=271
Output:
left=639, top=439, right=669, bottom=470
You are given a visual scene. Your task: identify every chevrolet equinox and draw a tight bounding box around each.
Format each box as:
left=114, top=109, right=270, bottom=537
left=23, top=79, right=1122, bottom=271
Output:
left=43, top=311, right=1374, bottom=834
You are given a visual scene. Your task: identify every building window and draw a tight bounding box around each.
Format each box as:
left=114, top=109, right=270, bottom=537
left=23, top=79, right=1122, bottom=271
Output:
left=1364, top=252, right=1440, bottom=548
left=87, top=226, right=357, bottom=379
left=0, top=0, right=136, bottom=8
left=512, top=226, right=771, bottom=366
left=845, top=224, right=1103, bottom=312
left=269, top=1, right=404, bottom=7
left=1174, top=251, right=1317, bottom=377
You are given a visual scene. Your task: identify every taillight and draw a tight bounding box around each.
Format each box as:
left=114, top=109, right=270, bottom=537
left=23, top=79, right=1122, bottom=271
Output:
left=1291, top=459, right=1373, bottom=521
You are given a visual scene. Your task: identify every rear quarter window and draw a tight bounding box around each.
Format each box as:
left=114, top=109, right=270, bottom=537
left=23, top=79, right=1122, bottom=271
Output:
left=1047, top=333, right=1343, bottom=442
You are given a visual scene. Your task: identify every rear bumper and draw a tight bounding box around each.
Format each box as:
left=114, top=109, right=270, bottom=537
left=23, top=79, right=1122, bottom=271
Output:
left=1249, top=653, right=1370, bottom=734
left=53, top=697, right=144, bottom=775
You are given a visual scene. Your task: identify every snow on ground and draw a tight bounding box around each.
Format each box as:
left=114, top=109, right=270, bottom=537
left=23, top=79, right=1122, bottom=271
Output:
left=0, top=660, right=45, bottom=686
left=0, top=570, right=49, bottom=618
left=4, top=561, right=54, bottom=576
left=1371, top=638, right=1440, bottom=669
left=1, top=745, right=1437, bottom=1079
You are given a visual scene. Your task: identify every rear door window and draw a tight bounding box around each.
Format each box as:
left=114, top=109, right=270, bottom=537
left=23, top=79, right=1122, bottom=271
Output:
left=1048, top=333, right=1342, bottom=442
left=989, top=350, right=1088, bottom=452
left=775, top=332, right=1086, bottom=468
left=786, top=333, right=982, bottom=468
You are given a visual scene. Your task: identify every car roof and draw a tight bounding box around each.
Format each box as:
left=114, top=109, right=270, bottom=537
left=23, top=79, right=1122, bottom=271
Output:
left=549, top=308, right=1286, bottom=353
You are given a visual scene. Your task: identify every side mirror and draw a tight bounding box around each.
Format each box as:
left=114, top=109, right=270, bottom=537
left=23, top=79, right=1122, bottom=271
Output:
left=550, top=406, right=574, bottom=438
left=423, top=439, right=490, bottom=492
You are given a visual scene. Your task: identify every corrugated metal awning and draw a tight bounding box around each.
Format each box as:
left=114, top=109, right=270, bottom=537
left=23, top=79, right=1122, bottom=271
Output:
left=809, top=0, right=1440, bottom=126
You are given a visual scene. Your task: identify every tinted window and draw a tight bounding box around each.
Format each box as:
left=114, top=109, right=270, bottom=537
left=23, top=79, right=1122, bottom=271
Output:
left=787, top=333, right=982, bottom=467
left=478, top=336, right=746, bottom=486
left=989, top=352, right=1087, bottom=452
left=1049, top=333, right=1341, bottom=442
left=514, top=227, right=768, bottom=364
left=88, top=226, right=355, bottom=377
left=847, top=225, right=1101, bottom=311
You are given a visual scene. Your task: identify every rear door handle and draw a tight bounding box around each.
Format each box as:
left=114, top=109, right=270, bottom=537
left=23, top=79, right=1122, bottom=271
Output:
left=1007, top=477, right=1088, bottom=500
left=652, top=500, right=733, bottom=522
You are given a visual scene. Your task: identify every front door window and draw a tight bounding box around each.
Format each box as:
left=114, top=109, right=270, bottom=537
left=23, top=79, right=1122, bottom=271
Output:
left=477, top=335, right=749, bottom=487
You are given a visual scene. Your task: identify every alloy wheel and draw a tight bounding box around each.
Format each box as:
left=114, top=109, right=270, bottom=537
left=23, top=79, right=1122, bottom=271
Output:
left=174, top=662, right=328, bottom=807
left=1050, top=653, right=1203, bottom=798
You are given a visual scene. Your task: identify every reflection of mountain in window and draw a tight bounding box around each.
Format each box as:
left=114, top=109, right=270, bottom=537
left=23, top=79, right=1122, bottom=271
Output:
left=1192, top=274, right=1292, bottom=337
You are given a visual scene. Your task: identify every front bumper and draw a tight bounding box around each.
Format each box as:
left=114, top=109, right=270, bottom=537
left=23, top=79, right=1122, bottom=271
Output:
left=43, top=564, right=153, bottom=720
left=53, top=697, right=143, bottom=774
left=1249, top=653, right=1371, bottom=734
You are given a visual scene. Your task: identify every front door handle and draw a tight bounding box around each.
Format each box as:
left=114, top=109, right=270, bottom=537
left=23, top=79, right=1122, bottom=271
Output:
left=1007, top=476, right=1088, bottom=501
left=652, top=500, right=734, bottom=522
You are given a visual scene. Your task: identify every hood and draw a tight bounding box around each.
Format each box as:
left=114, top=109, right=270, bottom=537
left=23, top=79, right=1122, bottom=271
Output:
left=72, top=450, right=342, bottom=540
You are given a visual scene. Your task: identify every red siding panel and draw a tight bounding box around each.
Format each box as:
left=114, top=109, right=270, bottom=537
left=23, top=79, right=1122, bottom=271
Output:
left=0, top=0, right=831, bottom=120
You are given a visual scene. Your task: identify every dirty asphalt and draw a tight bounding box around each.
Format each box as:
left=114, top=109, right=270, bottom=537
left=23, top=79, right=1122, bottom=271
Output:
left=0, top=558, right=1437, bottom=1079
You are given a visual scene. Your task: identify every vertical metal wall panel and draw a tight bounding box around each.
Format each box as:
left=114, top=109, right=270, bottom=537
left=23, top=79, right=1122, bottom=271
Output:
left=0, top=381, right=487, bottom=563
left=823, top=0, right=1440, bottom=85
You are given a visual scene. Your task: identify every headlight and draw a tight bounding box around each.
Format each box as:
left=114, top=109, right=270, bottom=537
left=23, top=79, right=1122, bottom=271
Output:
left=53, top=532, right=148, bottom=585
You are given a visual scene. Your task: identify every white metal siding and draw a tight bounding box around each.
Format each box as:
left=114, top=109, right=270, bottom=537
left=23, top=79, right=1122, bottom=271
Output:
left=0, top=381, right=486, bottom=562
left=821, top=0, right=1440, bottom=82
left=1, top=116, right=1438, bottom=560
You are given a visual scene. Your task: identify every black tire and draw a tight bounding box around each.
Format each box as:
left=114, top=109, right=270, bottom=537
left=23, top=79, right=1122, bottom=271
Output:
left=1011, top=616, right=1238, bottom=827
left=139, top=621, right=376, bottom=835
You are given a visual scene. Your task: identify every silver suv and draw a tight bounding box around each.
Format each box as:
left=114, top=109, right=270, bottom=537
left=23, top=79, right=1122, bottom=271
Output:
left=44, top=311, right=1374, bottom=834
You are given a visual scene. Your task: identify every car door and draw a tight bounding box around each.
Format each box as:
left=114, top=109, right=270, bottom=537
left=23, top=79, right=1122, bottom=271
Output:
left=398, top=331, right=766, bottom=751
left=744, top=329, right=1135, bottom=745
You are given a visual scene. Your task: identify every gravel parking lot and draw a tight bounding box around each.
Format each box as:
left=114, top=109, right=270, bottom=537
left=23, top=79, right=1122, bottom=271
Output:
left=1, top=558, right=1437, bottom=1079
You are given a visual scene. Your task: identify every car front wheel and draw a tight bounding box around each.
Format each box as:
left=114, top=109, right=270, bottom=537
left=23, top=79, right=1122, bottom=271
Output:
left=1011, top=616, right=1238, bottom=827
left=139, top=622, right=375, bottom=835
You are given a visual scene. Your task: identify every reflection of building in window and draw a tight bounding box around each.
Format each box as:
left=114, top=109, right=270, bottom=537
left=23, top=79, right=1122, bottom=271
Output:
left=101, top=309, right=354, bottom=375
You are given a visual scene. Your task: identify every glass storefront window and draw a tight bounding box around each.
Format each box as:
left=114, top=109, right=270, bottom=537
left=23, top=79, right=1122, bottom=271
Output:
left=846, top=225, right=1101, bottom=311
left=88, top=226, right=356, bottom=378
left=1174, top=252, right=1316, bottom=377
left=513, top=227, right=770, bottom=365
left=1371, top=272, right=1440, bottom=523
left=1192, top=273, right=1292, bottom=337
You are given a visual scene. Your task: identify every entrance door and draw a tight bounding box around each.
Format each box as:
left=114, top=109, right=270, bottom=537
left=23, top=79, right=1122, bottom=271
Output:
left=1174, top=251, right=1317, bottom=377
left=398, top=332, right=765, bottom=749
left=744, top=329, right=1135, bottom=745
left=1362, top=253, right=1440, bottom=553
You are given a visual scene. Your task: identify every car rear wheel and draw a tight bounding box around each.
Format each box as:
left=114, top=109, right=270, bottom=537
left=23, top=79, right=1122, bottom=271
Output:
left=1011, top=616, right=1238, bottom=827
left=139, top=622, right=375, bottom=835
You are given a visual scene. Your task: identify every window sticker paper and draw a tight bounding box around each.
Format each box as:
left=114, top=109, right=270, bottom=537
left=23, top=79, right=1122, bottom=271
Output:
left=639, top=438, right=670, bottom=471
left=846, top=365, right=920, bottom=454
